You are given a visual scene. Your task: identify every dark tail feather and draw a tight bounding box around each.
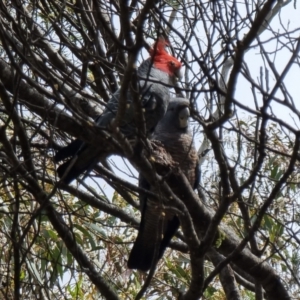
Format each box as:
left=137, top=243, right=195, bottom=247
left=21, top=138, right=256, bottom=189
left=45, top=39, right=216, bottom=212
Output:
left=57, top=154, right=99, bottom=184
left=158, top=216, right=180, bottom=259
left=127, top=215, right=180, bottom=271
left=55, top=139, right=90, bottom=184
left=128, top=202, right=161, bottom=271
left=57, top=158, right=84, bottom=184
left=54, top=139, right=83, bottom=162
left=127, top=234, right=157, bottom=272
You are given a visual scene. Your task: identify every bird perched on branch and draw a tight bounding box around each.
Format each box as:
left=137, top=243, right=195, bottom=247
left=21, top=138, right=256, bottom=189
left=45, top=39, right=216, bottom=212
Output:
left=127, top=98, right=199, bottom=271
left=55, top=39, right=182, bottom=184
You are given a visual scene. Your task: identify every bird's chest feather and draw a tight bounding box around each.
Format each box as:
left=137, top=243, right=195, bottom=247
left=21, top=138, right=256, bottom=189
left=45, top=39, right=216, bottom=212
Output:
left=158, top=134, right=198, bottom=185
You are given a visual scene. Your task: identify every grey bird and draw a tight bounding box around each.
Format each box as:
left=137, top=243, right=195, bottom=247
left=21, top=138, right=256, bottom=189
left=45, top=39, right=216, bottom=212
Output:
left=55, top=39, right=182, bottom=183
left=127, top=98, right=199, bottom=271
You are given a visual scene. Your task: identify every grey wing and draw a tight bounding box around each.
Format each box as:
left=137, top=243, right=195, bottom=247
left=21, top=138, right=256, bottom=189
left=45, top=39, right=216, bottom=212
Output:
left=55, top=92, right=120, bottom=183
left=98, top=83, right=169, bottom=138
left=141, top=82, right=170, bottom=135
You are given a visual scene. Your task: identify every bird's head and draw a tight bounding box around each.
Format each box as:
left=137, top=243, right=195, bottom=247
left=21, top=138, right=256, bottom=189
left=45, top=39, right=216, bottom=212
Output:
left=155, top=98, right=190, bottom=134
left=149, top=38, right=182, bottom=83
left=167, top=98, right=190, bottom=130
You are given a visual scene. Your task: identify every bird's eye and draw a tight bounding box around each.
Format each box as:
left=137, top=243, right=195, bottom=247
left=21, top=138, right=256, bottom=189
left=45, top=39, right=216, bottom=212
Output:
left=169, top=61, right=176, bottom=67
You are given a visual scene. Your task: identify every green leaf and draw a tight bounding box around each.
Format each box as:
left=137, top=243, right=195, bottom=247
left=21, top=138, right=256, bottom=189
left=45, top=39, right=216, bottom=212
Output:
left=86, top=222, right=107, bottom=238
left=74, top=223, right=96, bottom=249
left=26, top=259, right=43, bottom=285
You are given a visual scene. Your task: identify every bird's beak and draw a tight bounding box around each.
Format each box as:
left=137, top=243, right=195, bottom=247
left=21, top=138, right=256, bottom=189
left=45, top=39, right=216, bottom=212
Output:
left=175, top=67, right=183, bottom=81
left=179, top=106, right=190, bottom=128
